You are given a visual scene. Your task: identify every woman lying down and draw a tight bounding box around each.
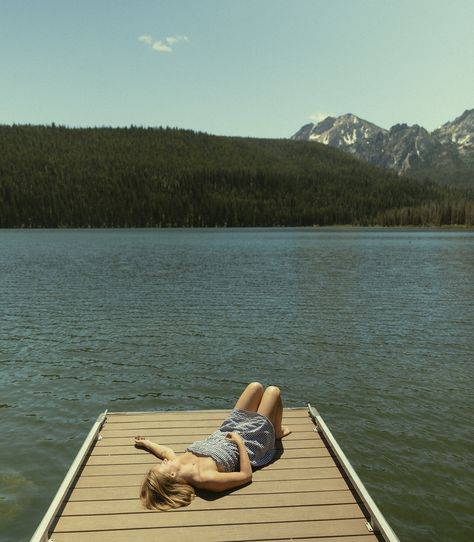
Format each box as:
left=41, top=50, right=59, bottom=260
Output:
left=134, top=382, right=291, bottom=510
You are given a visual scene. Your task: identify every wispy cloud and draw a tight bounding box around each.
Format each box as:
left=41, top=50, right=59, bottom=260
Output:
left=138, top=34, right=189, bottom=54
left=309, top=112, right=330, bottom=124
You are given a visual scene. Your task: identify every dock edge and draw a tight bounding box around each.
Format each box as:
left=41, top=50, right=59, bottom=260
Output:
left=30, top=410, right=108, bottom=542
left=307, top=403, right=400, bottom=542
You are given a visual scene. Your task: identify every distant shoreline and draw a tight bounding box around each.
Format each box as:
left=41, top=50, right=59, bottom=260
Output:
left=1, top=225, right=473, bottom=231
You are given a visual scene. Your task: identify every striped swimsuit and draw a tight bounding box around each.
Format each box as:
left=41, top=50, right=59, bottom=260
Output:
left=187, top=409, right=276, bottom=472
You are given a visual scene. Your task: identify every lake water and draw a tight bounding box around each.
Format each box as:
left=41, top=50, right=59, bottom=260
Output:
left=0, top=228, right=473, bottom=541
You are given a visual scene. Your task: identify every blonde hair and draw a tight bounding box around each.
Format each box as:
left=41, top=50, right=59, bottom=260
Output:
left=140, top=468, right=195, bottom=510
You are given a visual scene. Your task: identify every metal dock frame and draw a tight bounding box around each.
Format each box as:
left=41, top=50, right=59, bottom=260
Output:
left=30, top=410, right=108, bottom=542
left=308, top=404, right=400, bottom=542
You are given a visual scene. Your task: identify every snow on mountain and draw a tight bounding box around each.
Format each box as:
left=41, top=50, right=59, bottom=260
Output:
left=433, top=109, right=474, bottom=155
left=291, top=109, right=474, bottom=178
left=293, top=114, right=388, bottom=166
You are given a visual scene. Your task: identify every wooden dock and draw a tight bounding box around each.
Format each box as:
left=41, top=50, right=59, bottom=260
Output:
left=32, top=407, right=398, bottom=542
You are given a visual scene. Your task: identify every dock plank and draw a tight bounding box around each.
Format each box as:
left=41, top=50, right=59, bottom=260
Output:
left=95, top=430, right=322, bottom=447
left=51, top=518, right=372, bottom=542
left=60, top=489, right=360, bottom=515
left=74, top=467, right=345, bottom=488
left=68, top=477, right=352, bottom=501
left=85, top=446, right=332, bottom=465
left=105, top=408, right=308, bottom=424
left=100, top=423, right=312, bottom=438
left=93, top=437, right=326, bottom=455
left=80, top=455, right=338, bottom=476
left=55, top=503, right=365, bottom=531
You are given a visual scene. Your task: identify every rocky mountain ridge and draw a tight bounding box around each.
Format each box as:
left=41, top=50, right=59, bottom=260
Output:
left=292, top=110, right=474, bottom=184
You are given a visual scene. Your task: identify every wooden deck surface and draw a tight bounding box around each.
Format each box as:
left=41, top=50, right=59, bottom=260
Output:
left=49, top=408, right=382, bottom=542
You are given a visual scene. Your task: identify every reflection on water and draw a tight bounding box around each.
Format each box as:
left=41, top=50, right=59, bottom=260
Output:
left=0, top=228, right=473, bottom=541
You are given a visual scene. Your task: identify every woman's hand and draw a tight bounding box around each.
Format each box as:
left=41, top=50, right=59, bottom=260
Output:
left=134, top=435, right=151, bottom=448
left=225, top=432, right=251, bottom=481
left=225, top=432, right=243, bottom=444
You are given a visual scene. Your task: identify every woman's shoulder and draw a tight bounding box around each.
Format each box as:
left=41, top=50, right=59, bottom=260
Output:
left=190, top=466, right=222, bottom=489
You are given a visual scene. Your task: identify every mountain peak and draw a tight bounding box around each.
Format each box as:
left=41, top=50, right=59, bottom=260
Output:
left=457, top=108, right=474, bottom=122
left=433, top=109, right=474, bottom=154
left=292, top=113, right=387, bottom=161
left=338, top=113, right=364, bottom=123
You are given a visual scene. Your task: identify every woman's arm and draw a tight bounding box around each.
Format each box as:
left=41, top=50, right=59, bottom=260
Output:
left=134, top=436, right=176, bottom=460
left=229, top=432, right=252, bottom=479
left=195, top=432, right=252, bottom=492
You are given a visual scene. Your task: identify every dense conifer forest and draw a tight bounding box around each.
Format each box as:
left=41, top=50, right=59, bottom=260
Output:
left=0, top=124, right=473, bottom=227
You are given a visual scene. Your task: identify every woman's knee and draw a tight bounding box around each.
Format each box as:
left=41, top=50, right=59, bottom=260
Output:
left=247, top=382, right=264, bottom=394
left=265, top=385, right=281, bottom=397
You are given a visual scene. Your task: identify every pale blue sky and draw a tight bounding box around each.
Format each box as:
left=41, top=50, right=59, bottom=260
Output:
left=1, top=0, right=473, bottom=137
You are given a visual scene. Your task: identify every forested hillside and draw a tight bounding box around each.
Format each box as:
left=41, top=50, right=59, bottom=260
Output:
left=0, top=124, right=473, bottom=227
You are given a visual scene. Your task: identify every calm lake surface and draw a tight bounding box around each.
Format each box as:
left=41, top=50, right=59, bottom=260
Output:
left=0, top=228, right=473, bottom=541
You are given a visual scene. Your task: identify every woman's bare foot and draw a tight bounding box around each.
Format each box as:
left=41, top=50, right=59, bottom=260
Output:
left=276, top=426, right=291, bottom=439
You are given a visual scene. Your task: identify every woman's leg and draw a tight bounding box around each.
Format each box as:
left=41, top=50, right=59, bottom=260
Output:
left=234, top=382, right=264, bottom=412
left=257, top=386, right=291, bottom=439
